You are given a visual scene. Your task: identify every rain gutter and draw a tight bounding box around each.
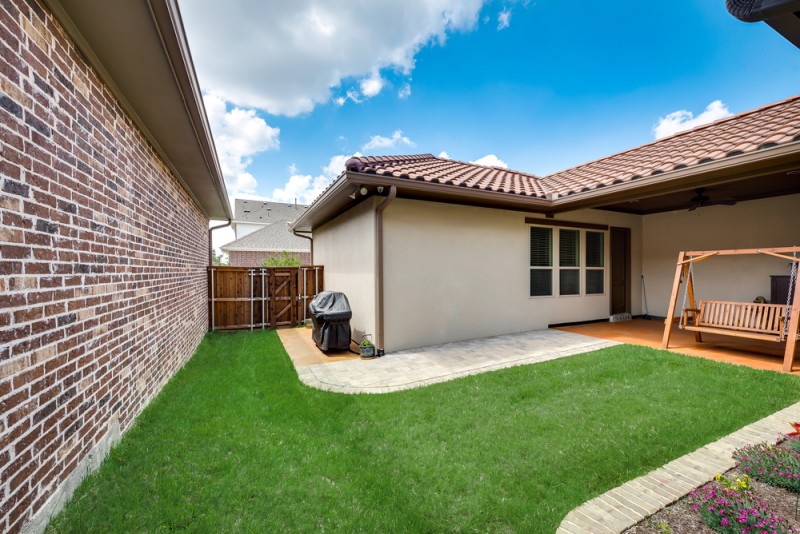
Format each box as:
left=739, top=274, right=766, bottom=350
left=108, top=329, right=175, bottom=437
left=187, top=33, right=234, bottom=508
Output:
left=375, top=186, right=397, bottom=354
left=208, top=219, right=231, bottom=265
left=292, top=230, right=314, bottom=264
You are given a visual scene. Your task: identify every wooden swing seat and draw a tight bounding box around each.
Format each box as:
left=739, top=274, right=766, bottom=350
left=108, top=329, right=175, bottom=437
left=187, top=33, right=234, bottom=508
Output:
left=681, top=300, right=796, bottom=342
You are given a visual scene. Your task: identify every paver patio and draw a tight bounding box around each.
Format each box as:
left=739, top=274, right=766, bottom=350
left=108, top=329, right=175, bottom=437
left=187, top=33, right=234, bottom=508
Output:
left=278, top=327, right=619, bottom=393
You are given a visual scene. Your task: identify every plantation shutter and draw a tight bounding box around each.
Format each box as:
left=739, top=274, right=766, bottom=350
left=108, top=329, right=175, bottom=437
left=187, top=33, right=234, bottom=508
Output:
left=530, top=227, right=552, bottom=267
left=530, top=270, right=552, bottom=297
left=586, top=270, right=604, bottom=294
left=559, top=270, right=580, bottom=295
left=559, top=229, right=579, bottom=267
left=586, top=231, right=604, bottom=267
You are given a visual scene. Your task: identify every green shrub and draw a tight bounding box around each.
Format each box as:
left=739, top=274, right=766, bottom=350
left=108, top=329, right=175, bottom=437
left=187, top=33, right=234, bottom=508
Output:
left=260, top=251, right=301, bottom=267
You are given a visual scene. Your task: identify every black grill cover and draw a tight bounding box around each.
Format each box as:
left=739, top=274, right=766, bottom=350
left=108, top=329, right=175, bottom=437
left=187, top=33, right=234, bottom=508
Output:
left=309, top=291, right=352, bottom=351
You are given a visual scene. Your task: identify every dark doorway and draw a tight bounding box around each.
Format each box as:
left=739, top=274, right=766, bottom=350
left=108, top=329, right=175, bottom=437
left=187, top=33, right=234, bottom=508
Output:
left=610, top=227, right=631, bottom=315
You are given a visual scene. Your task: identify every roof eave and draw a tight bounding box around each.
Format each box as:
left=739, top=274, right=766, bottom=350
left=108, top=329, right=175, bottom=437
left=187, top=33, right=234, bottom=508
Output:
left=291, top=171, right=553, bottom=232
left=549, top=141, right=800, bottom=211
left=42, top=0, right=231, bottom=220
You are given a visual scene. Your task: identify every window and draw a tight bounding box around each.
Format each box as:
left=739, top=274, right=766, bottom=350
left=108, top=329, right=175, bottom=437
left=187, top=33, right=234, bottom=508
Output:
left=529, top=227, right=552, bottom=296
left=559, top=229, right=580, bottom=295
left=585, top=231, right=605, bottom=294
left=528, top=225, right=606, bottom=297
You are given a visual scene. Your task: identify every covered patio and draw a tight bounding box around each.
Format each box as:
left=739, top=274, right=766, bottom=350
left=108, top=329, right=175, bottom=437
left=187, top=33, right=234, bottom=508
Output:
left=556, top=318, right=800, bottom=375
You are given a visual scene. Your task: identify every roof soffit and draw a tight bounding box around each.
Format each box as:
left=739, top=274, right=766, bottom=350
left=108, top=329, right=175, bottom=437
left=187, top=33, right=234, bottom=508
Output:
left=42, top=0, right=231, bottom=219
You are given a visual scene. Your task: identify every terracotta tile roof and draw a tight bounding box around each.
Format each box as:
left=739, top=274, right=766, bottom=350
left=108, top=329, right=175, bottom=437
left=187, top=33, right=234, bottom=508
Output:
left=541, top=94, right=800, bottom=197
left=343, top=95, right=800, bottom=199
left=345, top=154, right=549, bottom=198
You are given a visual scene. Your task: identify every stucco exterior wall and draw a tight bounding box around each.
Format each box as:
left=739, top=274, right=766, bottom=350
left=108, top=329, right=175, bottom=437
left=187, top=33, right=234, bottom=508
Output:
left=642, top=193, right=800, bottom=317
left=381, top=199, right=643, bottom=352
left=313, top=199, right=377, bottom=343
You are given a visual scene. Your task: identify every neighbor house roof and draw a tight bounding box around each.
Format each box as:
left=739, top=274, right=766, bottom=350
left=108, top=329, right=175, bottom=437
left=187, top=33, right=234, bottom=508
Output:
left=234, top=199, right=308, bottom=223
left=222, top=220, right=310, bottom=252
left=291, top=94, right=800, bottom=231
left=43, top=0, right=230, bottom=219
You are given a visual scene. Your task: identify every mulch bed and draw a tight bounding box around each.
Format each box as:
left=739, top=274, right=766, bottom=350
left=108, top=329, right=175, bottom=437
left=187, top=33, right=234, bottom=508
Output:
left=624, top=469, right=800, bottom=534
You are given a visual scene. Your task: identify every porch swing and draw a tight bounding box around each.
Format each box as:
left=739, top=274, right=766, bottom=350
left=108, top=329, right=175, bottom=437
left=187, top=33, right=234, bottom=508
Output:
left=661, top=247, right=800, bottom=372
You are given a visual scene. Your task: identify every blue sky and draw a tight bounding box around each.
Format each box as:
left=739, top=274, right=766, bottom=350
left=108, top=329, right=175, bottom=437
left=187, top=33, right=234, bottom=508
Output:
left=178, top=0, right=799, bottom=244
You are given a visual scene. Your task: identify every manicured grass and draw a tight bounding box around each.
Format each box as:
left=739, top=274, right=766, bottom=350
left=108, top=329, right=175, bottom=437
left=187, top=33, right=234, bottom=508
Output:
left=48, top=331, right=800, bottom=533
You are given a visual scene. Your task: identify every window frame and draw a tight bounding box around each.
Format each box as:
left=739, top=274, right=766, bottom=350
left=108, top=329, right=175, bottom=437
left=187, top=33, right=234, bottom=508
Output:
left=529, top=226, right=553, bottom=297
left=528, top=224, right=607, bottom=299
left=585, top=231, right=605, bottom=295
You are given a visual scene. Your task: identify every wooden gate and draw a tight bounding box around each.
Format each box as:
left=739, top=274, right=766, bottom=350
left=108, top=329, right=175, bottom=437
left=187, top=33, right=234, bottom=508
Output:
left=208, top=266, right=324, bottom=330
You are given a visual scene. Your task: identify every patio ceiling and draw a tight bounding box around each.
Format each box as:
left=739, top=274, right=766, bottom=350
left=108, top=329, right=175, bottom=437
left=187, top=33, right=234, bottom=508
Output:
left=595, top=166, right=800, bottom=215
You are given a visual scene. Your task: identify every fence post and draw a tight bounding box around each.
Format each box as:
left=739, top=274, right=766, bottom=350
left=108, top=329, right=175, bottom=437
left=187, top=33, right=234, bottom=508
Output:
left=210, top=268, right=215, bottom=331
left=261, top=268, right=266, bottom=330
left=249, top=269, right=254, bottom=332
left=302, top=267, right=307, bottom=323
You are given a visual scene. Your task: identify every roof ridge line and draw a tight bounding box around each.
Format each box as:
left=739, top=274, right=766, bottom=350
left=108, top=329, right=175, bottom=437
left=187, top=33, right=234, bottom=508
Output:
left=541, top=93, right=800, bottom=180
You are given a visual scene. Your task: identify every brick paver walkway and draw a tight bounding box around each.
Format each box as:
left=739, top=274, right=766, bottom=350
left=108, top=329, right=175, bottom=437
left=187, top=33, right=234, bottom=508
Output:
left=286, top=329, right=619, bottom=394
left=557, top=401, right=800, bottom=533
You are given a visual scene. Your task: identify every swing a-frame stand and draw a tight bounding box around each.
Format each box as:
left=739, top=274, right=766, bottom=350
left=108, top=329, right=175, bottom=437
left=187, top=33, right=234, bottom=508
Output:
left=661, top=246, right=800, bottom=372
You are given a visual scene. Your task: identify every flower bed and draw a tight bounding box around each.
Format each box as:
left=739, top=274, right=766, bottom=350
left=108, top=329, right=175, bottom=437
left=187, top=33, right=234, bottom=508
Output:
left=688, top=474, right=793, bottom=533
left=626, top=433, right=800, bottom=534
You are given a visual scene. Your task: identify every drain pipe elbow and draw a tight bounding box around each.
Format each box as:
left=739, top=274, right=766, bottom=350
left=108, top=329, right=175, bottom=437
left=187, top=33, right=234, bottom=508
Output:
left=208, top=219, right=232, bottom=265
left=292, top=229, right=314, bottom=264
left=375, top=186, right=397, bottom=353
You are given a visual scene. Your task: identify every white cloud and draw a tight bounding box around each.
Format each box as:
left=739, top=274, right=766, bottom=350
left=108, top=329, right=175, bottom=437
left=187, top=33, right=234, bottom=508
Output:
left=362, top=130, right=415, bottom=151
left=497, top=9, right=511, bottom=30
left=181, top=0, right=486, bottom=116
left=471, top=154, right=508, bottom=168
left=653, top=100, right=733, bottom=140
left=438, top=151, right=450, bottom=159
left=269, top=153, right=362, bottom=205
left=270, top=175, right=333, bottom=205
left=203, top=93, right=280, bottom=195
left=398, top=83, right=412, bottom=99
left=360, top=71, right=385, bottom=98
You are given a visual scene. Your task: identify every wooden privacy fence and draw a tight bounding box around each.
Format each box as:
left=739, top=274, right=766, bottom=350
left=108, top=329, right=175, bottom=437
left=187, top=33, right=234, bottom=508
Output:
left=208, top=266, right=324, bottom=330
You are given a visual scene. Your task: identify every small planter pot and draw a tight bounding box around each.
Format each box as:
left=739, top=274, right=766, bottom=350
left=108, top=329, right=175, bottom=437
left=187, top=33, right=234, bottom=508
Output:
left=360, top=345, right=375, bottom=359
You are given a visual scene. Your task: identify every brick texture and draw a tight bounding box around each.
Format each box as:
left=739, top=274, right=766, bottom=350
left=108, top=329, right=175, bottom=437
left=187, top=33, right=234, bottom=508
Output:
left=228, top=250, right=312, bottom=267
left=0, top=2, right=209, bottom=531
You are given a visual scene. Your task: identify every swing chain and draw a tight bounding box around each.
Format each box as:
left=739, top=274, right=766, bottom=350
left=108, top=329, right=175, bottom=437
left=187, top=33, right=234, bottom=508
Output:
left=782, top=252, right=798, bottom=342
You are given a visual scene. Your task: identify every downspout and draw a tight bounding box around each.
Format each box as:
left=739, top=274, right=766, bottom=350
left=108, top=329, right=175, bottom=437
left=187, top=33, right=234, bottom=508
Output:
left=208, top=219, right=232, bottom=265
left=375, top=186, right=397, bottom=354
left=292, top=230, right=314, bottom=264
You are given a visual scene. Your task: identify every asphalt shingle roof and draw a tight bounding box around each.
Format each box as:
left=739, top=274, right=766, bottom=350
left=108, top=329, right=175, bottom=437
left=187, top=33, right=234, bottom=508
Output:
left=221, top=219, right=310, bottom=252
left=234, top=199, right=308, bottom=222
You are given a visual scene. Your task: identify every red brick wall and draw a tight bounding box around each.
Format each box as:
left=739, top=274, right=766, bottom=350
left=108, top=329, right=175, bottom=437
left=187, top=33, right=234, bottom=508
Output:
left=0, top=2, right=209, bottom=531
left=228, top=250, right=312, bottom=267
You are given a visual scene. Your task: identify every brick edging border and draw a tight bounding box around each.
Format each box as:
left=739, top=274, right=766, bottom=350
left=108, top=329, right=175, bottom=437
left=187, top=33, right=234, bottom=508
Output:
left=557, top=401, right=800, bottom=534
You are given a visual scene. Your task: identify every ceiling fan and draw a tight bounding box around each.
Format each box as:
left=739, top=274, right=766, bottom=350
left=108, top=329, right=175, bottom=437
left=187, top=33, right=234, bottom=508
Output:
left=688, top=188, right=737, bottom=211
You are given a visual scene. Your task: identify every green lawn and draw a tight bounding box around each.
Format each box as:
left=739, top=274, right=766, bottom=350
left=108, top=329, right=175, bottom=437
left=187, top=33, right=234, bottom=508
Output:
left=48, top=331, right=800, bottom=533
